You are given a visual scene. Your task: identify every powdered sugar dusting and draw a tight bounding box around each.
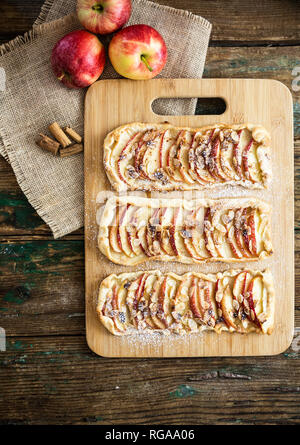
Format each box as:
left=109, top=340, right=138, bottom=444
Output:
left=120, top=328, right=205, bottom=350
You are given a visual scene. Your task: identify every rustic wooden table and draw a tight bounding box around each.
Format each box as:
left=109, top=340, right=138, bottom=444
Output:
left=0, top=0, right=299, bottom=425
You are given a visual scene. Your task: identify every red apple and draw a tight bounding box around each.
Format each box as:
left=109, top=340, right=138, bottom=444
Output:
left=51, top=30, right=105, bottom=88
left=108, top=24, right=167, bottom=80
left=77, top=0, right=131, bottom=35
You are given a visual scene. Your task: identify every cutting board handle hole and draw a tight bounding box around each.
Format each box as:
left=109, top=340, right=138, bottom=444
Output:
left=151, top=97, right=226, bottom=116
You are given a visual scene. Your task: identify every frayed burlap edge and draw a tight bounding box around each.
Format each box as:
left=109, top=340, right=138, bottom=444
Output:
left=34, top=0, right=58, bottom=26
left=0, top=14, right=80, bottom=238
left=0, top=13, right=77, bottom=58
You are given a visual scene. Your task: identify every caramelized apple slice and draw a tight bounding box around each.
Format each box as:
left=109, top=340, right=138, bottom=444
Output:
left=227, top=225, right=243, bottom=259
left=131, top=272, right=148, bottom=327
left=169, top=207, right=180, bottom=256
left=155, top=207, right=171, bottom=256
left=111, top=285, right=126, bottom=333
left=138, top=274, right=158, bottom=329
left=242, top=138, right=261, bottom=183
left=117, top=205, right=134, bottom=257
left=157, top=277, right=171, bottom=327
left=139, top=131, right=162, bottom=180
left=188, top=146, right=209, bottom=185
left=245, top=276, right=262, bottom=328
left=220, top=284, right=239, bottom=330
left=165, top=130, right=185, bottom=182
left=209, top=137, right=229, bottom=181
left=117, top=131, right=141, bottom=185
left=137, top=226, right=151, bottom=257
left=198, top=280, right=216, bottom=327
left=247, top=211, right=257, bottom=256
left=242, top=139, right=254, bottom=181
left=232, top=271, right=252, bottom=323
left=181, top=229, right=204, bottom=260
left=232, top=271, right=250, bottom=301
left=108, top=205, right=128, bottom=254
left=176, top=131, right=196, bottom=185
left=232, top=129, right=243, bottom=178
left=189, top=277, right=202, bottom=319
left=127, top=227, right=143, bottom=257
left=193, top=137, right=216, bottom=183
left=219, top=134, right=239, bottom=180
left=109, top=225, right=122, bottom=253
left=159, top=130, right=167, bottom=169
left=134, top=130, right=153, bottom=173
left=203, top=208, right=219, bottom=257
left=187, top=207, right=207, bottom=258
left=149, top=278, right=168, bottom=329
left=211, top=230, right=226, bottom=258
left=233, top=209, right=251, bottom=258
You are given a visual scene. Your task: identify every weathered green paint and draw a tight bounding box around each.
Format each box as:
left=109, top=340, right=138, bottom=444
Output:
left=34, top=351, right=65, bottom=356
left=218, top=366, right=252, bottom=377
left=3, top=285, right=32, bottom=304
left=6, top=339, right=31, bottom=351
left=0, top=193, right=44, bottom=230
left=83, top=416, right=104, bottom=423
left=0, top=241, right=84, bottom=276
left=294, top=102, right=300, bottom=137
left=34, top=351, right=65, bottom=363
left=283, top=351, right=299, bottom=359
left=44, top=384, right=57, bottom=394
left=169, top=384, right=197, bottom=398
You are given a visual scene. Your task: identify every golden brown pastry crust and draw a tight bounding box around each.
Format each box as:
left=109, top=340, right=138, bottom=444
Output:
left=103, top=122, right=271, bottom=192
left=97, top=269, right=274, bottom=336
left=98, top=196, right=273, bottom=266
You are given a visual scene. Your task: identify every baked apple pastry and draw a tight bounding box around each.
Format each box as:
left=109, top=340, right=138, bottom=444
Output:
left=98, top=196, right=273, bottom=266
left=103, top=122, right=271, bottom=191
left=97, top=269, right=274, bottom=336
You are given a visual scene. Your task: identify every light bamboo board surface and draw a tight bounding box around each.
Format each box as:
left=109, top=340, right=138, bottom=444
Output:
left=84, top=78, right=294, bottom=357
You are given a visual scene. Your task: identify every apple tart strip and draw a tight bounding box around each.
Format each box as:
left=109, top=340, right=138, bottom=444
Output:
left=97, top=269, right=274, bottom=336
left=98, top=196, right=273, bottom=266
left=103, top=122, right=271, bottom=191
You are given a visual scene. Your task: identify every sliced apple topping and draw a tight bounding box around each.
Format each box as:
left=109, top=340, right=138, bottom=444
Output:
left=218, top=281, right=239, bottom=330
left=219, top=130, right=240, bottom=180
left=148, top=278, right=169, bottom=330
left=98, top=269, right=274, bottom=336
left=203, top=208, right=219, bottom=257
left=101, top=198, right=273, bottom=265
left=107, top=285, right=126, bottom=333
left=244, top=276, right=264, bottom=328
left=247, top=211, right=257, bottom=256
left=233, top=208, right=252, bottom=258
left=209, top=137, right=229, bottom=181
left=198, top=280, right=216, bottom=327
left=117, top=131, right=141, bottom=185
left=165, top=130, right=185, bottom=182
left=176, top=131, right=196, bottom=185
left=105, top=123, right=271, bottom=192
left=232, top=129, right=243, bottom=178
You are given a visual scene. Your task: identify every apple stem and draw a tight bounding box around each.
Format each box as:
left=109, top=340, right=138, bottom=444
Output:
left=141, top=55, right=153, bottom=72
left=57, top=73, right=64, bottom=81
left=92, top=3, right=104, bottom=12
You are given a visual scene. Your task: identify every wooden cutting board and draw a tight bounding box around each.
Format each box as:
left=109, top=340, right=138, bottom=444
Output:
left=84, top=78, right=294, bottom=357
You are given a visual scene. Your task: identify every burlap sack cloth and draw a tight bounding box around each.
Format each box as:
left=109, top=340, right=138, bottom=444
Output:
left=0, top=0, right=211, bottom=238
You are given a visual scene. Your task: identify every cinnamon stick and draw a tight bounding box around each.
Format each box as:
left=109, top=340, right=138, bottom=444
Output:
left=60, top=143, right=83, bottom=158
left=64, top=127, right=82, bottom=144
left=36, top=133, right=60, bottom=155
left=48, top=122, right=72, bottom=148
